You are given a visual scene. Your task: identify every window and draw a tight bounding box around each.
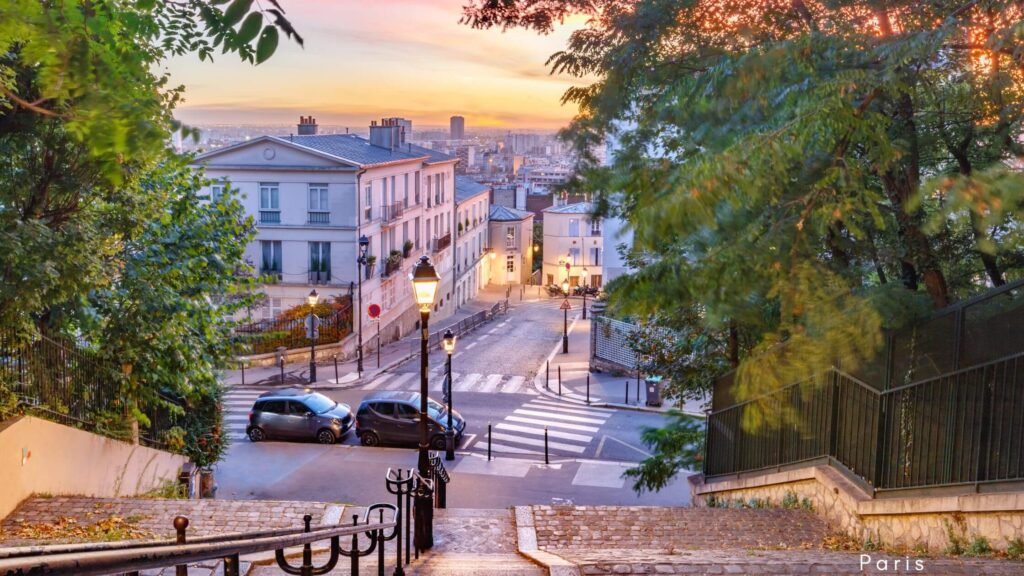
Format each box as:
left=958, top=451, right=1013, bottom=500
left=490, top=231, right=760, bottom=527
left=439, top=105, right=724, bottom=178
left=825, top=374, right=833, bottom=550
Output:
left=369, top=402, right=394, bottom=417
left=590, top=218, right=601, bottom=236
left=395, top=403, right=418, bottom=420
left=259, top=400, right=286, bottom=414
left=414, top=172, right=421, bottom=205
left=261, top=240, right=282, bottom=274
left=426, top=175, right=433, bottom=207
left=415, top=217, right=421, bottom=249
left=309, top=242, right=331, bottom=284
left=402, top=222, right=409, bottom=248
left=364, top=185, right=372, bottom=221
left=591, top=247, right=601, bottom=266
left=390, top=176, right=396, bottom=204
left=506, top=226, right=517, bottom=249
left=568, top=218, right=580, bottom=237
left=287, top=401, right=312, bottom=416
left=569, top=247, right=580, bottom=265
left=259, top=183, right=279, bottom=210
left=211, top=183, right=225, bottom=201
left=507, top=255, right=515, bottom=273
left=404, top=173, right=410, bottom=207
left=308, top=184, right=329, bottom=211
left=261, top=297, right=282, bottom=320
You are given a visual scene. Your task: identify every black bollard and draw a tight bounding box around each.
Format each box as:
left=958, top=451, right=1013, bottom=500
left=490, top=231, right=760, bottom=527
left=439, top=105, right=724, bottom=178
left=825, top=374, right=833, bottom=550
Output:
left=625, top=381, right=629, bottom=404
left=333, top=354, right=339, bottom=383
left=487, top=423, right=492, bottom=461
left=558, top=365, right=562, bottom=396
left=173, top=516, right=189, bottom=576
left=240, top=362, right=245, bottom=387
left=544, top=426, right=550, bottom=465
left=546, top=360, right=550, bottom=390
left=279, top=357, right=285, bottom=384
left=586, top=373, right=590, bottom=405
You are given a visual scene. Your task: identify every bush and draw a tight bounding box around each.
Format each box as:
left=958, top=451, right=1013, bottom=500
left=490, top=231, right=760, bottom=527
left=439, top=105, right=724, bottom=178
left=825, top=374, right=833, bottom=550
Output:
left=966, top=536, right=991, bottom=556
left=782, top=490, right=799, bottom=509
left=1006, top=538, right=1024, bottom=560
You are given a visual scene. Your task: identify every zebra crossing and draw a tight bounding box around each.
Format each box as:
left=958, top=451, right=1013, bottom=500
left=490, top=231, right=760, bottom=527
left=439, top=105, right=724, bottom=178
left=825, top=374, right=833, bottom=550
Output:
left=222, top=387, right=263, bottom=441
left=472, top=398, right=614, bottom=457
left=358, top=368, right=537, bottom=396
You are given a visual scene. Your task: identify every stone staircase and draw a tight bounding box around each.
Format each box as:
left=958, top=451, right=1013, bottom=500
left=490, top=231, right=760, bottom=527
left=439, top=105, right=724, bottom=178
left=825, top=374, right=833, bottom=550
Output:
left=406, top=509, right=544, bottom=576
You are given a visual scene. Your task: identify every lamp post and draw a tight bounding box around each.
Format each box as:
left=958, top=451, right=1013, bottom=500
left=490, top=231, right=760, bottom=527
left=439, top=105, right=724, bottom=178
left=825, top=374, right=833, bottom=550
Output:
left=306, top=289, right=320, bottom=383
left=411, top=255, right=440, bottom=551
left=581, top=267, right=589, bottom=320
left=356, top=235, right=369, bottom=375
left=561, top=279, right=570, bottom=354
left=442, top=329, right=457, bottom=461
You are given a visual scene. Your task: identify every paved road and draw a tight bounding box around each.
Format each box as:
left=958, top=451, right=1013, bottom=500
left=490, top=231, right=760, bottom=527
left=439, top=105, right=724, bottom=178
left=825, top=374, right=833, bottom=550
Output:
left=216, top=295, right=687, bottom=507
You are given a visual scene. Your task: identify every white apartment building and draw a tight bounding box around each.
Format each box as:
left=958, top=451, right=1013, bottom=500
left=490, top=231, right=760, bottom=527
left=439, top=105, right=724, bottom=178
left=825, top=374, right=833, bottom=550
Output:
left=487, top=205, right=535, bottom=286
left=452, top=177, right=492, bottom=307
left=193, top=116, right=459, bottom=347
left=542, top=201, right=603, bottom=289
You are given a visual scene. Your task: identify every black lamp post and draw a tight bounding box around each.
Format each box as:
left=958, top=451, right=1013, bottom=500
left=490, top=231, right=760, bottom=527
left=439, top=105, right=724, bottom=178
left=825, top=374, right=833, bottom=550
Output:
left=306, top=289, right=320, bottom=383
left=561, top=279, right=570, bottom=354
left=442, top=329, right=457, bottom=461
left=356, top=234, right=369, bottom=375
left=411, top=255, right=440, bottom=551
left=581, top=267, right=589, bottom=320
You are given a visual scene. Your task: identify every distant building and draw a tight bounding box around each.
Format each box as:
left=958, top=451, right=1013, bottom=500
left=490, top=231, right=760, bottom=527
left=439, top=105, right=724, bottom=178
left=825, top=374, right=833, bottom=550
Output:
left=192, top=115, right=459, bottom=349
left=454, top=145, right=476, bottom=174
left=488, top=205, right=535, bottom=286
left=450, top=116, right=465, bottom=140
left=542, top=202, right=603, bottom=289
left=383, top=117, right=412, bottom=137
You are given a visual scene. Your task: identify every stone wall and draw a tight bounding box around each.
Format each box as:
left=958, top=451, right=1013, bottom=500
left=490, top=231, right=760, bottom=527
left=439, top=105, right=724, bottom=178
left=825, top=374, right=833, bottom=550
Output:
left=530, top=505, right=827, bottom=552
left=690, top=466, right=1024, bottom=553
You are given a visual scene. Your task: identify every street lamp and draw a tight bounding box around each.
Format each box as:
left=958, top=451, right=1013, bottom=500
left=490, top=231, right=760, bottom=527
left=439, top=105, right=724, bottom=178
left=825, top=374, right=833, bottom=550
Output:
left=581, top=267, right=589, bottom=320
left=306, top=289, right=320, bottom=383
left=442, top=329, right=457, bottom=461
left=410, top=255, right=440, bottom=551
left=561, top=280, right=570, bottom=354
left=356, top=235, right=370, bottom=375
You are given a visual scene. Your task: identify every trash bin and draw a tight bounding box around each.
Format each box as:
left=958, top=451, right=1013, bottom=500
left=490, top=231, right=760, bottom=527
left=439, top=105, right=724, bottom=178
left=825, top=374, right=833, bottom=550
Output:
left=645, top=375, right=664, bottom=407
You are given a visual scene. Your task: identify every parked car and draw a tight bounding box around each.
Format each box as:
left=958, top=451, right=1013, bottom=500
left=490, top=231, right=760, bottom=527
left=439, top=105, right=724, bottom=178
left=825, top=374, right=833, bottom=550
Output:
left=355, top=391, right=465, bottom=449
left=247, top=388, right=352, bottom=444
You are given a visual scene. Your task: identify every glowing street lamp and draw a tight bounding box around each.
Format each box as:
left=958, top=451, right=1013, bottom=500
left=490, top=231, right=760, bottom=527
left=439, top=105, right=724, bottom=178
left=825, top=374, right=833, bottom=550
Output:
left=410, top=255, right=440, bottom=550
left=442, top=329, right=457, bottom=461
left=306, top=289, right=320, bottom=383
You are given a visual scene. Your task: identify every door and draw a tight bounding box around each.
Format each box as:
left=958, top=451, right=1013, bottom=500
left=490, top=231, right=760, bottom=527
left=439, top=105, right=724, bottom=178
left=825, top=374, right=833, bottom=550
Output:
left=393, top=402, right=421, bottom=444
left=506, top=255, right=517, bottom=283
left=256, top=400, right=288, bottom=438
left=279, top=400, right=314, bottom=438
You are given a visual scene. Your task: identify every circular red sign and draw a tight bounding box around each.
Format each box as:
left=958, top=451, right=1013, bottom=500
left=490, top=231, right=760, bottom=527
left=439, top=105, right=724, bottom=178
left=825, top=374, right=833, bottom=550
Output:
left=367, top=303, right=382, bottom=318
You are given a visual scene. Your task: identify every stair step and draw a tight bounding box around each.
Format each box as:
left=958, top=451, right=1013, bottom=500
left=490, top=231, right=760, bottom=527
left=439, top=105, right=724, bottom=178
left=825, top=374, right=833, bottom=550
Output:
left=408, top=553, right=546, bottom=575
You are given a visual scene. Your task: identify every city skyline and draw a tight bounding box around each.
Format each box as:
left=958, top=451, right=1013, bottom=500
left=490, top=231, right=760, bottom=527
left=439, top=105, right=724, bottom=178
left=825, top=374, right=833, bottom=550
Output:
left=163, top=0, right=590, bottom=130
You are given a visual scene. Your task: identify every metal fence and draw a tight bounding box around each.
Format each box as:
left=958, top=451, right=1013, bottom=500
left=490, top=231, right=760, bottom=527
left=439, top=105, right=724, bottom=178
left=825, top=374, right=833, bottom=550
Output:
left=425, top=300, right=509, bottom=350
left=705, top=279, right=1024, bottom=492
left=591, top=316, right=640, bottom=371
left=236, top=299, right=354, bottom=355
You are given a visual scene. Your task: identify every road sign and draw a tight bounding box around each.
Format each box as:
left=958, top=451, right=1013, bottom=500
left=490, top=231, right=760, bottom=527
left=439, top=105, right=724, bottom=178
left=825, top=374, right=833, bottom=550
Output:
left=565, top=262, right=570, bottom=271
left=305, top=314, right=321, bottom=339
left=367, top=303, right=381, bottom=318
left=560, top=299, right=572, bottom=311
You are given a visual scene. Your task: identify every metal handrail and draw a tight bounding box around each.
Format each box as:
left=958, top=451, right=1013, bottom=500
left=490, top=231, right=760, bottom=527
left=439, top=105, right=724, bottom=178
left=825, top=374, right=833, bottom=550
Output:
left=0, top=517, right=396, bottom=576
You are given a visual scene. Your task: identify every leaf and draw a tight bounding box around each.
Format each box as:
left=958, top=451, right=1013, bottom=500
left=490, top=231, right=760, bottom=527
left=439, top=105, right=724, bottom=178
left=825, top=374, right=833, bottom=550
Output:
left=236, top=12, right=262, bottom=45
left=256, top=26, right=279, bottom=64
left=222, top=0, right=253, bottom=28
left=267, top=8, right=303, bottom=46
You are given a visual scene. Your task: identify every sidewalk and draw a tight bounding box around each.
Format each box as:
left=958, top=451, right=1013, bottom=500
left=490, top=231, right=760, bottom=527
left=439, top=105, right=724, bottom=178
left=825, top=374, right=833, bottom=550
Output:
left=530, top=312, right=707, bottom=416
left=220, top=286, right=512, bottom=390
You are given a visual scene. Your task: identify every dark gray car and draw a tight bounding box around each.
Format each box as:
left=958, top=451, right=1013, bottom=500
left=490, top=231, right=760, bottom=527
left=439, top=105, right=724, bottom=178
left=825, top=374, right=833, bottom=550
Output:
left=355, top=391, right=465, bottom=449
left=247, top=388, right=352, bottom=444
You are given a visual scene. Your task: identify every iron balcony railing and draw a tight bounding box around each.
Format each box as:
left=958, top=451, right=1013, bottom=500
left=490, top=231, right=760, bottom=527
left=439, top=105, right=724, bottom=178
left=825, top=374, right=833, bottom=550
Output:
left=432, top=233, right=451, bottom=253
left=308, top=270, right=331, bottom=285
left=259, top=210, right=280, bottom=224
left=381, top=202, right=404, bottom=225
left=308, top=211, right=330, bottom=224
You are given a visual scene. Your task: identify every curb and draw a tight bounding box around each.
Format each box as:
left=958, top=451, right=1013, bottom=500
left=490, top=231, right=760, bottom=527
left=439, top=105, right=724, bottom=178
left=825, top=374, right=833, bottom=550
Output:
left=513, top=506, right=580, bottom=576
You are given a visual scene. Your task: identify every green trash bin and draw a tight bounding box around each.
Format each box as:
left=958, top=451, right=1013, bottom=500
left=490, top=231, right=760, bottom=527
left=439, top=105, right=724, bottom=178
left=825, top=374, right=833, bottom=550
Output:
left=645, top=375, right=664, bottom=407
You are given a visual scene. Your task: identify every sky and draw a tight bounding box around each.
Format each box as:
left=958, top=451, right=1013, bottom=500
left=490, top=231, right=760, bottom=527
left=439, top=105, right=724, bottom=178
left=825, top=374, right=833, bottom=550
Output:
left=163, top=0, right=590, bottom=130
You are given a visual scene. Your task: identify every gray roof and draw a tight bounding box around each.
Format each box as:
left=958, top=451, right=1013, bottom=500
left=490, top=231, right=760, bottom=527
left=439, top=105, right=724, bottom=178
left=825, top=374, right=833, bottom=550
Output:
left=543, top=201, right=593, bottom=214
left=455, top=177, right=491, bottom=203
left=280, top=134, right=455, bottom=168
left=489, top=204, right=533, bottom=222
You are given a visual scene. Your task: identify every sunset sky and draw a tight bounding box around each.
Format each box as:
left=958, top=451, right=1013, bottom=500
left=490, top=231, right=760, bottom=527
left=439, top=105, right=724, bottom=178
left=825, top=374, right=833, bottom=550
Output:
left=164, top=0, right=589, bottom=129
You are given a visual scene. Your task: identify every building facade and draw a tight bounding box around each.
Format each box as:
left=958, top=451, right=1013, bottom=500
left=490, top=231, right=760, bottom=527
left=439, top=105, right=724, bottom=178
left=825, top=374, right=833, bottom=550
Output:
left=450, top=116, right=465, bottom=140
left=192, top=116, right=459, bottom=351
left=488, top=205, right=536, bottom=286
left=542, top=201, right=603, bottom=289
left=453, top=177, right=492, bottom=308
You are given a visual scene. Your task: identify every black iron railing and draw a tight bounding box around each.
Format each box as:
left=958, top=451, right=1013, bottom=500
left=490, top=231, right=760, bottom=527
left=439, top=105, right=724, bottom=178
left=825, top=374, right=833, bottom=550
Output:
left=432, top=233, right=451, bottom=253
left=308, top=211, right=330, bottom=224
left=235, top=298, right=353, bottom=355
left=381, top=203, right=404, bottom=225
left=309, top=270, right=331, bottom=285
left=259, top=210, right=280, bottom=224
left=705, top=356, right=1024, bottom=492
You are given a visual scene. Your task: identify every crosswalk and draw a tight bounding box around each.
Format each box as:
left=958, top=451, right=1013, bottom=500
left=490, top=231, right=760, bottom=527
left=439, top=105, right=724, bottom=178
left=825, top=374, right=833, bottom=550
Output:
left=471, top=398, right=614, bottom=457
left=358, top=368, right=538, bottom=396
left=222, top=387, right=263, bottom=442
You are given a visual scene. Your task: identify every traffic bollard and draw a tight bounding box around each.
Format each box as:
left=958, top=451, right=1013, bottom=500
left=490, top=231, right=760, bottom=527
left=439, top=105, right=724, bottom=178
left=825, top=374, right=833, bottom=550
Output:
left=333, top=354, right=339, bottom=383
left=487, top=423, right=492, bottom=461
left=586, top=373, right=590, bottom=404
left=240, top=362, right=245, bottom=387
left=544, top=427, right=550, bottom=465
left=546, top=360, right=550, bottom=390
left=173, top=516, right=189, bottom=576
left=279, top=358, right=285, bottom=384
left=625, top=381, right=629, bottom=404
left=558, top=365, right=562, bottom=396
left=636, top=379, right=641, bottom=405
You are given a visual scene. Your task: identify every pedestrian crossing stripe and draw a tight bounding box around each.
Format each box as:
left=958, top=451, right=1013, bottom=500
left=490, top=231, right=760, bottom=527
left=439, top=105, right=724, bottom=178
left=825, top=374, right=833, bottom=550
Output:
left=471, top=398, right=616, bottom=458
left=385, top=372, right=417, bottom=390
left=504, top=415, right=600, bottom=433
left=500, top=376, right=526, bottom=394
left=494, top=422, right=591, bottom=442
left=528, top=398, right=615, bottom=413
left=512, top=408, right=605, bottom=425
left=455, top=373, right=482, bottom=392
left=357, top=372, right=539, bottom=396
left=489, top=432, right=586, bottom=453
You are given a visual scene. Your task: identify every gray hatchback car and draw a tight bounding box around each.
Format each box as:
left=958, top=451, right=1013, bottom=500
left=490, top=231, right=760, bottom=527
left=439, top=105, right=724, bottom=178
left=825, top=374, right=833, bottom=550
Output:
left=247, top=388, right=352, bottom=444
left=355, top=391, right=465, bottom=449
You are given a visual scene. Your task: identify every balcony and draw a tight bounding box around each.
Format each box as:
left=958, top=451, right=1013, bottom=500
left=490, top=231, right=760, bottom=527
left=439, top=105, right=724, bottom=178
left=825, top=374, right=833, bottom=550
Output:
left=382, top=253, right=403, bottom=278
left=381, top=203, right=404, bottom=225
left=308, top=211, right=330, bottom=225
left=433, top=232, right=452, bottom=253
left=259, top=210, right=280, bottom=224
left=308, top=270, right=331, bottom=284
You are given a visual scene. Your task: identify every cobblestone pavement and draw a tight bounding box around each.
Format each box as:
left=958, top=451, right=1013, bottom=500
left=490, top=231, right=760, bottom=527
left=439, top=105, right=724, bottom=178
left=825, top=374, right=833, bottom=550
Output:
left=532, top=506, right=828, bottom=551
left=0, top=497, right=334, bottom=546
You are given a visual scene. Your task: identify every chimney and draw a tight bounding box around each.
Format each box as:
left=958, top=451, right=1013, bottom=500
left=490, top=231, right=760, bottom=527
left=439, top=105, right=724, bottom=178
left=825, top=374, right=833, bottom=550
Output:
left=297, top=115, right=318, bottom=135
left=368, top=117, right=406, bottom=150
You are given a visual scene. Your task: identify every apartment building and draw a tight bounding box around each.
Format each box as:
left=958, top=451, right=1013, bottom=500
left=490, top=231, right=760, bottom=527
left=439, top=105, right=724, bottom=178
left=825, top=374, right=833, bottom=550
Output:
left=192, top=116, right=459, bottom=345
left=487, top=205, right=535, bottom=286
left=542, top=201, right=603, bottom=288
left=453, top=177, right=492, bottom=308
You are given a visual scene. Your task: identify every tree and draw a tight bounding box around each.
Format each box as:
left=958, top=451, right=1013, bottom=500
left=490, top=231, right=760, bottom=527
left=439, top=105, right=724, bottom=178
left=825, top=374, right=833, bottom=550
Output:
left=1, top=0, right=300, bottom=462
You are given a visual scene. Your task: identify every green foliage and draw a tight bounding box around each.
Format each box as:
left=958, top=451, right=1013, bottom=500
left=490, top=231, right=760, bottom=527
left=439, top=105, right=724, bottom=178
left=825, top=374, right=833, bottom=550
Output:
left=623, top=410, right=704, bottom=494
left=1006, top=538, right=1024, bottom=560
left=944, top=518, right=967, bottom=555
left=967, top=536, right=992, bottom=557
left=781, top=490, right=799, bottom=509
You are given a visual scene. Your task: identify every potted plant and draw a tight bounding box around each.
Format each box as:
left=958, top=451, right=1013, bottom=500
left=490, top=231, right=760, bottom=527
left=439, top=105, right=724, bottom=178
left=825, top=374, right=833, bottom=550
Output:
left=403, top=240, right=413, bottom=258
left=457, top=222, right=464, bottom=235
left=365, top=255, right=377, bottom=278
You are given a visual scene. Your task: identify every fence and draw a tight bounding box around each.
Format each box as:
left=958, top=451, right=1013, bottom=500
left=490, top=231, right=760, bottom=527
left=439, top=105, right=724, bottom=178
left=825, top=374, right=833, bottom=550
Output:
left=424, top=300, right=508, bottom=351
left=0, top=329, right=177, bottom=447
left=236, top=299, right=354, bottom=355
left=705, top=279, right=1024, bottom=492
left=591, top=316, right=640, bottom=371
